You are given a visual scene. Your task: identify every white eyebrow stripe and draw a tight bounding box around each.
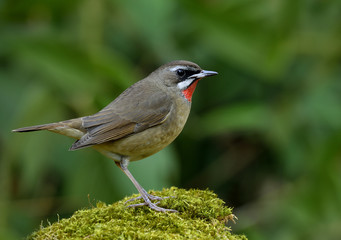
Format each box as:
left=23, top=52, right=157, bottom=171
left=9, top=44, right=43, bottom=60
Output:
left=170, top=66, right=185, bottom=72
left=177, top=79, right=194, bottom=90
left=170, top=65, right=196, bottom=72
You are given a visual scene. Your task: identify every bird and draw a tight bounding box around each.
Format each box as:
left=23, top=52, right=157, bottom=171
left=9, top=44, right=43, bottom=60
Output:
left=12, top=60, right=218, bottom=212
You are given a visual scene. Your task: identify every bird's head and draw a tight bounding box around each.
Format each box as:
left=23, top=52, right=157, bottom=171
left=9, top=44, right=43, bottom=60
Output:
left=151, top=60, right=218, bottom=102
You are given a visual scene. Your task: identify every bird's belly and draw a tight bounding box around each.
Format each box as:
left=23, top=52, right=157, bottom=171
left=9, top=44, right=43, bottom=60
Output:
left=95, top=103, right=190, bottom=162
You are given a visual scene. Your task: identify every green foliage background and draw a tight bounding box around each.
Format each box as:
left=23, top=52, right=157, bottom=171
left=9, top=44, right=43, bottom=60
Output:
left=1, top=0, right=341, bottom=239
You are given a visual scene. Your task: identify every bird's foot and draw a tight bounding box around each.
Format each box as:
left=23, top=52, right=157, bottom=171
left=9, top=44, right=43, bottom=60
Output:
left=125, top=190, right=177, bottom=212
left=125, top=193, right=169, bottom=203
left=127, top=201, right=177, bottom=212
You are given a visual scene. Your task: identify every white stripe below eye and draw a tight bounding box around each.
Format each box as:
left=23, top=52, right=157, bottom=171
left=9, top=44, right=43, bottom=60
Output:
left=177, top=79, right=194, bottom=90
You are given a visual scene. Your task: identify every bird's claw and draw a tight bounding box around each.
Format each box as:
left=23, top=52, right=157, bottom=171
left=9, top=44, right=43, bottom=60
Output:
left=125, top=193, right=169, bottom=204
left=126, top=201, right=177, bottom=212
left=125, top=192, right=177, bottom=212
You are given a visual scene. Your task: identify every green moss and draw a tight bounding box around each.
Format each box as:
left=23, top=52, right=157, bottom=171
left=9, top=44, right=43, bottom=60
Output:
left=28, top=187, right=247, bottom=240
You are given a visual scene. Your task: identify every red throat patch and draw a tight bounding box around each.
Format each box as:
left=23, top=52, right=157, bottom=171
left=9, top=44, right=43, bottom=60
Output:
left=182, top=80, right=199, bottom=102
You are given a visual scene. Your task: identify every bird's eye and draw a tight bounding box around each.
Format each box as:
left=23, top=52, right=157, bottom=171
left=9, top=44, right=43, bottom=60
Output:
left=176, top=69, right=185, bottom=77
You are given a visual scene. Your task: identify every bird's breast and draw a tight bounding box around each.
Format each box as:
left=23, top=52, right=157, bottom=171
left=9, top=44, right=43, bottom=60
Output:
left=97, top=97, right=191, bottom=162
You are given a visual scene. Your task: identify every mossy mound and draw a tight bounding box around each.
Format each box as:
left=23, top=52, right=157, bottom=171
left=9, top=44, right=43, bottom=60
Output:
left=28, top=187, right=247, bottom=240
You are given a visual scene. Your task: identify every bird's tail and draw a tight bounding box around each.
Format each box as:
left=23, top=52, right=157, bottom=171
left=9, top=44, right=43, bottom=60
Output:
left=12, top=122, right=64, bottom=132
left=12, top=122, right=67, bottom=132
left=12, top=118, right=85, bottom=139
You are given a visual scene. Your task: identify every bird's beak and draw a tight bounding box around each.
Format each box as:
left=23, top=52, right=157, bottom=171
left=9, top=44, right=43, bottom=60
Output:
left=191, top=70, right=218, bottom=80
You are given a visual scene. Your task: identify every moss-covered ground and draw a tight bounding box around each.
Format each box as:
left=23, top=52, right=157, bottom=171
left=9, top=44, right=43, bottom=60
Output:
left=28, top=187, right=247, bottom=239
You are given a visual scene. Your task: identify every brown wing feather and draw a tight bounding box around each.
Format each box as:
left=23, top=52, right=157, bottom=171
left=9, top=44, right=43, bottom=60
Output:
left=70, top=80, right=172, bottom=150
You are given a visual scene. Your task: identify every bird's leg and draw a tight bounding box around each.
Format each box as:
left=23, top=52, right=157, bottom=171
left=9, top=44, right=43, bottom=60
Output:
left=115, top=159, right=177, bottom=213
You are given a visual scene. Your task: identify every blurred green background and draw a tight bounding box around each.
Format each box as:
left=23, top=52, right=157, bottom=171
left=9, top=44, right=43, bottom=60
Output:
left=1, top=0, right=341, bottom=239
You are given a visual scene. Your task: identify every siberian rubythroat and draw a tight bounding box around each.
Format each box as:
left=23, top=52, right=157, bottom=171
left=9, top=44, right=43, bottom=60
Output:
left=13, top=60, right=218, bottom=212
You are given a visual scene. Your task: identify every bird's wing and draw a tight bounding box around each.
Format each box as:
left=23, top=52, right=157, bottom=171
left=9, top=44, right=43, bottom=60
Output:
left=70, top=82, right=172, bottom=150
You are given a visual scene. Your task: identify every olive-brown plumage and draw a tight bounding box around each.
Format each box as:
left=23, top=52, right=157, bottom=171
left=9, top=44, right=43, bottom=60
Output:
left=12, top=60, right=218, bottom=212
